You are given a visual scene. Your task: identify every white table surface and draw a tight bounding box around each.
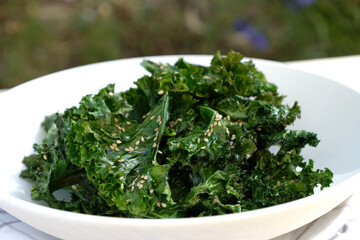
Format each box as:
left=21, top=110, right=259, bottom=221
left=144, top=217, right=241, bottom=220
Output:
left=0, top=55, right=359, bottom=240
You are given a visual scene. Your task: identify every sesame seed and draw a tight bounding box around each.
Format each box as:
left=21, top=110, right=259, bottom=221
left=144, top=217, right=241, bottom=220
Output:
left=158, top=90, right=165, bottom=95
left=116, top=140, right=122, bottom=144
left=131, top=185, right=134, bottom=192
left=227, top=115, right=231, bottom=121
left=140, top=136, right=145, bottom=142
left=150, top=115, right=155, bottom=120
left=43, top=155, right=48, bottom=160
left=170, top=142, right=173, bottom=146
left=112, top=143, right=118, bottom=147
left=201, top=146, right=206, bottom=150
left=114, top=118, right=118, bottom=122
left=137, top=183, right=143, bottom=189
left=231, top=134, right=236, bottom=140
left=121, top=183, right=124, bottom=190
left=126, top=199, right=132, bottom=203
left=197, top=138, right=200, bottom=144
left=114, top=147, right=120, bottom=152
left=218, top=121, right=222, bottom=127
left=156, top=202, right=161, bottom=207
left=230, top=141, right=234, bottom=146
left=152, top=160, right=156, bottom=165
left=134, top=146, right=138, bottom=150
left=161, top=203, right=167, bottom=208
left=142, top=112, right=150, bottom=119
left=189, top=144, right=193, bottom=149
left=153, top=143, right=157, bottom=148
left=108, top=92, right=114, bottom=97
left=146, top=136, right=151, bottom=140
left=73, top=116, right=78, bottom=120
left=204, top=138, right=209, bottom=143
left=118, top=159, right=124, bottom=163
left=154, top=127, right=159, bottom=132
left=225, top=127, right=230, bottom=136
left=119, top=176, right=124, bottom=180
left=153, top=136, right=157, bottom=141
left=157, top=115, right=162, bottom=123
left=230, top=146, right=235, bottom=149
left=71, top=185, right=77, bottom=190
left=139, top=180, right=145, bottom=184
left=125, top=148, right=130, bottom=152
left=143, top=175, right=148, bottom=180
left=115, top=124, right=121, bottom=130
left=150, top=189, right=154, bottom=194
left=177, top=142, right=180, bottom=147
left=136, top=140, right=140, bottom=145
left=214, top=89, right=219, bottom=92
left=111, top=133, right=117, bottom=137
left=158, top=150, right=163, bottom=154
left=110, top=145, right=115, bottom=150
left=126, top=121, right=131, bottom=125
left=128, top=147, right=134, bottom=152
left=112, top=166, right=116, bottom=168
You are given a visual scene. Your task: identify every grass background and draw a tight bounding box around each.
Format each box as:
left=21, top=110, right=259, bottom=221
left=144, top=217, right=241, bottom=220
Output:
left=1, top=0, right=359, bottom=88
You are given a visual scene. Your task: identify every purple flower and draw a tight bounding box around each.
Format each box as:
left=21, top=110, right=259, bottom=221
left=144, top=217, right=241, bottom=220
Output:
left=295, top=0, right=316, bottom=6
left=234, top=18, right=269, bottom=52
left=287, top=0, right=316, bottom=9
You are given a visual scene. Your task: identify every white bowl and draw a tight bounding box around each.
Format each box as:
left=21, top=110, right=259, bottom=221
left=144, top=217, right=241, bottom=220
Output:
left=0, top=55, right=359, bottom=240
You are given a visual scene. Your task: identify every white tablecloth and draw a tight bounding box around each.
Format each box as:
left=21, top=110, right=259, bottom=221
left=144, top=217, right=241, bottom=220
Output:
left=1, top=55, right=360, bottom=239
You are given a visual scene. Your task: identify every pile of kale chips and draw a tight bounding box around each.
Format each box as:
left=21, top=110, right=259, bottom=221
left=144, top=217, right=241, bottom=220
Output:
left=21, top=51, right=333, bottom=218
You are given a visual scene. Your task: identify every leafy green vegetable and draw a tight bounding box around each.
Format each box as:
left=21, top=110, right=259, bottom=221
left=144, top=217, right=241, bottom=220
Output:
left=21, top=50, right=333, bottom=218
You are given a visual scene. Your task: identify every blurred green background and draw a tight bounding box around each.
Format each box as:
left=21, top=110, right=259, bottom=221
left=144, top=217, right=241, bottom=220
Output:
left=1, top=0, right=359, bottom=89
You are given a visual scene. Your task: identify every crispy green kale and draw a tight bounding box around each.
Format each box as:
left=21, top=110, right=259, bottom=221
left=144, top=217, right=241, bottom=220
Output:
left=21, top=50, right=333, bottom=218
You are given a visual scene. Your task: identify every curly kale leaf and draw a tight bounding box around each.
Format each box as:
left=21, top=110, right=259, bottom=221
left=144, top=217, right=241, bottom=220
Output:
left=21, top=50, right=333, bottom=218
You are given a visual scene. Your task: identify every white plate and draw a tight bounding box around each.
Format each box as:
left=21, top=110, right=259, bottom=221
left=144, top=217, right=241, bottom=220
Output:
left=0, top=55, right=360, bottom=240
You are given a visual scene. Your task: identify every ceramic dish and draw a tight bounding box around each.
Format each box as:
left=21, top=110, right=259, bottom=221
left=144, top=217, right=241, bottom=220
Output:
left=0, top=55, right=360, bottom=240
